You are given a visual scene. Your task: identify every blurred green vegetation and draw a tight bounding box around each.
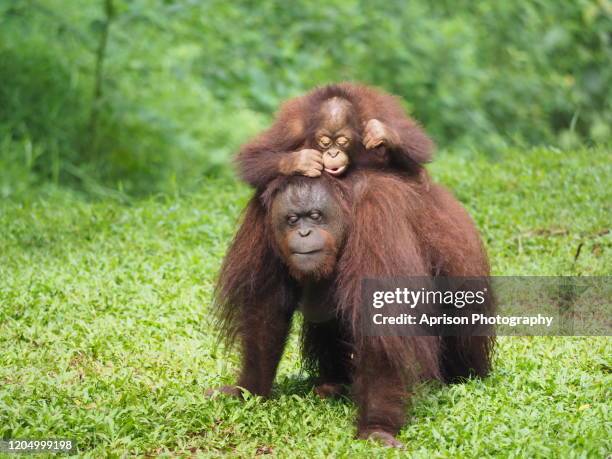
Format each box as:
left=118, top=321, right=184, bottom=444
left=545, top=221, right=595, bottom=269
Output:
left=1, top=0, right=610, bottom=196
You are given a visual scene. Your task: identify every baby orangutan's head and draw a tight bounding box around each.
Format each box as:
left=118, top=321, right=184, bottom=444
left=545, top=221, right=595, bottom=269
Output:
left=310, top=97, right=361, bottom=176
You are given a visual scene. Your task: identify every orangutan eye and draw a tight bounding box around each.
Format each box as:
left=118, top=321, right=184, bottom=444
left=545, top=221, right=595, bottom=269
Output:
left=310, top=211, right=322, bottom=221
left=318, top=136, right=332, bottom=148
left=287, top=215, right=299, bottom=225
left=336, top=136, right=349, bottom=146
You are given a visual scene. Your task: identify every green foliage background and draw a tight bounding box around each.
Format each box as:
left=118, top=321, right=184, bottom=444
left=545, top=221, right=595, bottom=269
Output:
left=1, top=0, right=610, bottom=196
left=1, top=2, right=610, bottom=456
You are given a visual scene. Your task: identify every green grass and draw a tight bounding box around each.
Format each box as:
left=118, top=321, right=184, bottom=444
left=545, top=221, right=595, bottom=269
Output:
left=0, top=147, right=610, bottom=457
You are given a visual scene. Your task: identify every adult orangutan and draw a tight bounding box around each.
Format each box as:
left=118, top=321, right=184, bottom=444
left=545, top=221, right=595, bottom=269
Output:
left=236, top=83, right=434, bottom=189
left=209, top=171, right=494, bottom=448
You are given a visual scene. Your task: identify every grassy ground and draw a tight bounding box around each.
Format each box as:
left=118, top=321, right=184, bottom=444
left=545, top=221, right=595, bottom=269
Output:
left=0, top=147, right=610, bottom=457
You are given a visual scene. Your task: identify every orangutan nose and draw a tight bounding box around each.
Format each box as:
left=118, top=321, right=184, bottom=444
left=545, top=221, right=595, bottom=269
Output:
left=298, top=229, right=312, bottom=237
left=328, top=149, right=340, bottom=158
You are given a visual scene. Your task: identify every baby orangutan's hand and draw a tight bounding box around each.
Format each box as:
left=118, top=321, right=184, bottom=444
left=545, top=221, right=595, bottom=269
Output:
left=279, top=149, right=324, bottom=177
left=363, top=119, right=400, bottom=150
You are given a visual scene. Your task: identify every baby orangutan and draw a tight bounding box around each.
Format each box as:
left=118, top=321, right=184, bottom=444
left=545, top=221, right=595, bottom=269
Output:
left=237, top=83, right=433, bottom=188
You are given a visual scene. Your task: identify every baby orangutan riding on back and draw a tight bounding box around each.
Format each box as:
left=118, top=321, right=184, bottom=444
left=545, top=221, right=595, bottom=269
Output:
left=237, top=83, right=434, bottom=188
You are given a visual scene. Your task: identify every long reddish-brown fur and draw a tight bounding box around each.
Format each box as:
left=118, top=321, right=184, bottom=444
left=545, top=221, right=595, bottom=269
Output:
left=214, top=169, right=494, bottom=439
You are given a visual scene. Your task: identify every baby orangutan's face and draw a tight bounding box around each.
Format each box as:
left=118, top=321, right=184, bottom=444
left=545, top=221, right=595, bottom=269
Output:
left=314, top=98, right=359, bottom=176
left=317, top=132, right=351, bottom=176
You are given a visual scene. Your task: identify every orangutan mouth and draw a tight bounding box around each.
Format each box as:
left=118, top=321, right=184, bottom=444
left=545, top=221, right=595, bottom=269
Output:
left=324, top=165, right=347, bottom=176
